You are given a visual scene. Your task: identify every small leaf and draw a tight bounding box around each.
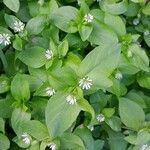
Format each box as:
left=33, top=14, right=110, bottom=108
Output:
left=78, top=99, right=95, bottom=120
left=102, top=108, right=115, bottom=118
left=137, top=72, right=150, bottom=90
left=136, top=130, right=150, bottom=145
left=21, top=120, right=49, bottom=141
left=104, top=13, right=126, bottom=36
left=119, top=98, right=145, bottom=131
left=26, top=16, right=47, bottom=35
left=142, top=3, right=150, bottom=16
left=128, top=44, right=149, bottom=72
left=60, top=133, right=85, bottom=150
left=58, top=39, right=69, bottom=57
left=0, top=98, right=13, bottom=118
left=88, top=20, right=118, bottom=46
left=100, top=0, right=128, bottom=15
left=18, top=46, right=47, bottom=68
left=105, top=116, right=121, bottom=132
left=0, top=118, right=5, bottom=134
left=79, top=24, right=93, bottom=41
left=11, top=108, right=31, bottom=137
left=3, top=0, right=20, bottom=12
left=51, top=6, right=78, bottom=33
left=0, top=133, right=10, bottom=150
left=144, top=34, right=150, bottom=47
left=74, top=128, right=94, bottom=150
left=11, top=74, right=30, bottom=102
left=0, top=76, right=10, bottom=94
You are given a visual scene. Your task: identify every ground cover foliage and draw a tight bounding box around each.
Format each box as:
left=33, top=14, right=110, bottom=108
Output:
left=0, top=0, right=150, bottom=149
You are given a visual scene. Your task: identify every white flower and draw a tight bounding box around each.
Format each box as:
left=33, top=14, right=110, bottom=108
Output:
left=14, top=20, right=25, bottom=32
left=144, top=30, right=149, bottom=36
left=79, top=76, right=92, bottom=90
left=133, top=18, right=140, bottom=25
left=115, top=72, right=123, bottom=80
left=66, top=95, right=76, bottom=105
left=84, top=13, right=94, bottom=23
left=96, top=114, right=105, bottom=123
left=0, top=33, right=11, bottom=46
left=141, top=144, right=150, bottom=150
left=48, top=143, right=57, bottom=150
left=127, top=50, right=133, bottom=58
left=45, top=87, right=55, bottom=96
left=21, top=133, right=30, bottom=145
left=45, top=49, right=53, bottom=60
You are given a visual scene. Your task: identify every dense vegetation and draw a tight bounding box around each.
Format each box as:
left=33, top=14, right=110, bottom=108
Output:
left=0, top=0, right=150, bottom=149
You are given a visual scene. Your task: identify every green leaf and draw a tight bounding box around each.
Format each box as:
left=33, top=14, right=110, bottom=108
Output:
left=144, top=34, right=150, bottom=47
left=48, top=0, right=58, bottom=19
left=78, top=99, right=95, bottom=120
left=136, top=130, right=150, bottom=145
left=11, top=74, right=30, bottom=102
left=124, top=133, right=137, bottom=145
left=118, top=54, right=140, bottom=75
left=104, top=13, right=126, bottom=36
left=100, top=0, right=128, bottom=15
left=28, top=142, right=40, bottom=150
left=90, top=91, right=109, bottom=113
left=18, top=46, right=47, bottom=68
left=74, top=128, right=94, bottom=150
left=26, top=16, right=47, bottom=35
left=45, top=92, right=80, bottom=138
left=58, top=39, right=69, bottom=57
left=142, top=3, right=150, bottom=16
left=79, top=44, right=120, bottom=77
left=128, top=44, right=149, bottom=72
left=0, top=118, right=5, bottom=134
left=131, top=0, right=145, bottom=3
left=108, top=130, right=127, bottom=150
left=124, top=2, right=140, bottom=17
left=60, top=133, right=85, bottom=150
left=0, top=133, right=10, bottom=150
left=137, top=72, right=150, bottom=90
left=51, top=6, right=79, bottom=33
left=64, top=52, right=81, bottom=72
left=119, top=98, right=145, bottom=131
left=0, top=98, right=13, bottom=118
left=126, top=90, right=146, bottom=108
left=21, top=120, right=49, bottom=141
left=13, top=35, right=22, bottom=51
left=4, top=14, right=21, bottom=31
left=102, top=108, right=115, bottom=118
left=11, top=108, right=31, bottom=137
left=0, top=76, right=10, bottom=94
left=78, top=44, right=120, bottom=90
left=105, top=116, right=121, bottom=132
left=107, top=77, right=127, bottom=97
left=79, top=24, right=93, bottom=41
left=30, top=97, right=47, bottom=122
left=3, top=0, right=20, bottom=12
left=88, top=20, right=118, bottom=46
left=94, top=140, right=104, bottom=150
left=48, top=67, right=78, bottom=91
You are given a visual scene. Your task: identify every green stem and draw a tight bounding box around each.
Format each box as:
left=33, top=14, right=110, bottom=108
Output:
left=0, top=48, right=8, bottom=73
